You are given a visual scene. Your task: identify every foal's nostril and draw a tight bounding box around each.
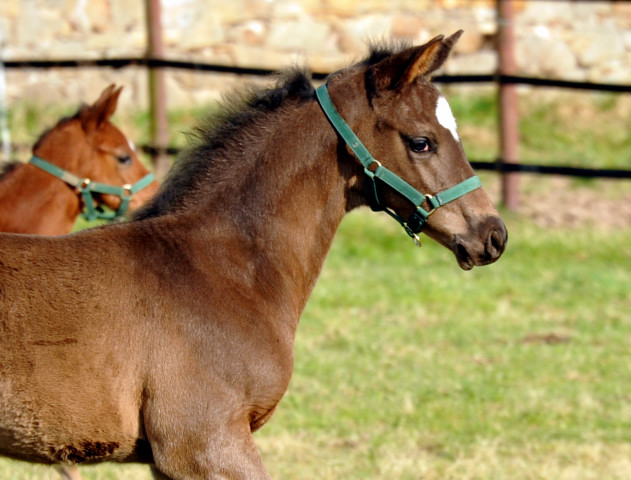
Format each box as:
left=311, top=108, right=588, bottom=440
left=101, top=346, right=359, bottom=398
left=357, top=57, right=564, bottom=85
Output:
left=455, top=240, right=472, bottom=269
left=456, top=241, right=468, bottom=260
left=486, top=226, right=507, bottom=258
left=490, top=230, right=501, bottom=253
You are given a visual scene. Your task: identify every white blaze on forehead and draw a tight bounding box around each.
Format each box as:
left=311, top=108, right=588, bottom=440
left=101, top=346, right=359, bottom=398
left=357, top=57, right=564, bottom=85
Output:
left=435, top=96, right=460, bottom=142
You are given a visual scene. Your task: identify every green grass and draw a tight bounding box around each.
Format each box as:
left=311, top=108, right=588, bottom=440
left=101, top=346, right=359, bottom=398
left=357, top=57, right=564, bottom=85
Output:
left=253, top=210, right=631, bottom=479
left=3, top=208, right=630, bottom=479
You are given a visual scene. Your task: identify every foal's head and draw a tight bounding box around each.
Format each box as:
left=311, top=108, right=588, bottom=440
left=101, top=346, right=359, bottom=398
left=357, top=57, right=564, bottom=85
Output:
left=328, top=31, right=506, bottom=269
left=33, top=84, right=158, bottom=212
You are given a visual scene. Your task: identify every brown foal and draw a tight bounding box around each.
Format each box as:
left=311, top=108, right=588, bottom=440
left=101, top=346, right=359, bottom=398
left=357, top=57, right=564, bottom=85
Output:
left=0, top=32, right=505, bottom=479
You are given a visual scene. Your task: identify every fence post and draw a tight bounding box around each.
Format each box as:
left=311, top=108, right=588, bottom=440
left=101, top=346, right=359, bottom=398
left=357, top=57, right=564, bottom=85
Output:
left=145, top=0, right=170, bottom=180
left=0, top=32, right=11, bottom=163
left=497, top=0, right=520, bottom=210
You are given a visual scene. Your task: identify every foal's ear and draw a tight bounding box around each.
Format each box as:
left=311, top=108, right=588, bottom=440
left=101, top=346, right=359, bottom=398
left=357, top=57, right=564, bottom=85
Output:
left=370, top=30, right=463, bottom=93
left=81, top=84, right=122, bottom=131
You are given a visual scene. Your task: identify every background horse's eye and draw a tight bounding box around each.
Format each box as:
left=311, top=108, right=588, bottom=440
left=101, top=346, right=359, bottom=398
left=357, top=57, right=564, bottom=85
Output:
left=408, top=137, right=432, bottom=154
left=117, top=154, right=132, bottom=165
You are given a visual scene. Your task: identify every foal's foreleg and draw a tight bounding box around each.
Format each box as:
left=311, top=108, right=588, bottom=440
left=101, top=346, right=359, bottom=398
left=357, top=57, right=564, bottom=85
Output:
left=148, top=420, right=272, bottom=480
left=151, top=465, right=174, bottom=480
left=55, top=465, right=82, bottom=480
left=150, top=434, right=272, bottom=479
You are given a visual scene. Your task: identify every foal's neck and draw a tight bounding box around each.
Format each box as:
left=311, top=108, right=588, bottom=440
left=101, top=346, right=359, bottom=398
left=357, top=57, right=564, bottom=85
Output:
left=188, top=99, right=358, bottom=318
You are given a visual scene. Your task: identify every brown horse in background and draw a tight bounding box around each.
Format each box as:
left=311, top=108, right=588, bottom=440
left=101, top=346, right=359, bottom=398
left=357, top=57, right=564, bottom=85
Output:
left=0, top=84, right=158, bottom=234
left=0, top=32, right=506, bottom=479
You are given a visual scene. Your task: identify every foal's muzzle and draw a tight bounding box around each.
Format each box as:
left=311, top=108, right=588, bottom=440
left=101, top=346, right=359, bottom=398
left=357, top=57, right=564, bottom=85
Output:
left=453, top=217, right=508, bottom=270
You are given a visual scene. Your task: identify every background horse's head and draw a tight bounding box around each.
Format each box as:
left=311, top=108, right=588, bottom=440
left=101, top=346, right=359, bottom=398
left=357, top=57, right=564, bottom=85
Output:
left=32, top=84, right=158, bottom=213
left=330, top=31, right=507, bottom=269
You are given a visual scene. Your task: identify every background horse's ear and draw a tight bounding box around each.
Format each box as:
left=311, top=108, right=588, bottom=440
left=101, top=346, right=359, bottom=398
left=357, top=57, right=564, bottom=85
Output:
left=370, top=30, right=463, bottom=94
left=81, top=84, right=123, bottom=132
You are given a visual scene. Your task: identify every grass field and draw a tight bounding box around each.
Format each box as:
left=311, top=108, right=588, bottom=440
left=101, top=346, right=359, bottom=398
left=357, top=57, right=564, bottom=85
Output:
left=2, top=89, right=630, bottom=478
left=256, top=207, right=631, bottom=479
left=2, top=196, right=630, bottom=479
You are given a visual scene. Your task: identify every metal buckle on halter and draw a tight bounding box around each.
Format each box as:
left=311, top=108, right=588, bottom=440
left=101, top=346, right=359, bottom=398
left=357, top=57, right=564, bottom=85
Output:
left=368, top=159, right=381, bottom=171
left=363, top=160, right=384, bottom=213
left=404, top=218, right=423, bottom=246
left=363, top=159, right=382, bottom=178
left=79, top=178, right=91, bottom=190
left=122, top=184, right=133, bottom=197
left=423, top=194, right=438, bottom=216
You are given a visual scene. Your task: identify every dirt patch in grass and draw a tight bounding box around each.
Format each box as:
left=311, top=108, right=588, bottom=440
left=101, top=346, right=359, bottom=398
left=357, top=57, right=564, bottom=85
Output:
left=486, top=174, right=631, bottom=230
left=520, top=332, right=572, bottom=345
left=522, top=178, right=631, bottom=230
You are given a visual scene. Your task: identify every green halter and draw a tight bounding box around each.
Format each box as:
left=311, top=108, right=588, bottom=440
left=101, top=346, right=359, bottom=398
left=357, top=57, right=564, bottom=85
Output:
left=29, top=155, right=155, bottom=222
left=315, top=83, right=482, bottom=246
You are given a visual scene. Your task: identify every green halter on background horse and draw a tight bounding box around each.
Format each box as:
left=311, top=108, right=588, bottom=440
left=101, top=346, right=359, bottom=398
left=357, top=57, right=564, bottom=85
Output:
left=29, top=155, right=155, bottom=222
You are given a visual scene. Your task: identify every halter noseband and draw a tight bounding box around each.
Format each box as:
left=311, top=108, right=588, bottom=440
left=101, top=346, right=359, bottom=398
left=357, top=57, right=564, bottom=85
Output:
left=29, top=155, right=155, bottom=222
left=315, top=83, right=481, bottom=246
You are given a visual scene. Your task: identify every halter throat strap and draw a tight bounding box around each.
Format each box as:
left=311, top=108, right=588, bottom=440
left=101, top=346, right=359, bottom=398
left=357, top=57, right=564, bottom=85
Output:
left=29, top=155, right=155, bottom=222
left=315, top=83, right=481, bottom=245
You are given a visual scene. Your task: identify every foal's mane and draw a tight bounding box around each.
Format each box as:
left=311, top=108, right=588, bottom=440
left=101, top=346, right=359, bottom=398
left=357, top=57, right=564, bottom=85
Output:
left=133, top=69, right=316, bottom=220
left=133, top=42, right=409, bottom=221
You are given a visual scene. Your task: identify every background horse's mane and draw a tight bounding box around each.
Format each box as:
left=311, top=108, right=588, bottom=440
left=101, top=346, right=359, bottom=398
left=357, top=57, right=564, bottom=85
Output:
left=0, top=107, right=85, bottom=181
left=32, top=107, right=85, bottom=151
left=0, top=162, right=20, bottom=181
left=133, top=42, right=409, bottom=221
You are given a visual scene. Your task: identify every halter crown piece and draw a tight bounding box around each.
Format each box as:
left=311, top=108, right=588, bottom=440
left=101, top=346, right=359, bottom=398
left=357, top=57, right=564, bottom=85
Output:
left=29, top=155, right=155, bottom=222
left=315, top=83, right=482, bottom=246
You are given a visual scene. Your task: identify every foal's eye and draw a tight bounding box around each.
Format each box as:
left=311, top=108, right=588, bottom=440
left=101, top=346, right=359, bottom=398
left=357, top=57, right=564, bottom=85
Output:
left=116, top=154, right=132, bottom=165
left=407, top=137, right=433, bottom=154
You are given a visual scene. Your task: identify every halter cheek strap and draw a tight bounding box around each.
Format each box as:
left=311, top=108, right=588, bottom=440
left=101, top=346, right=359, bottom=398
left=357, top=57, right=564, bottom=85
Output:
left=29, top=155, right=155, bottom=222
left=315, top=83, right=481, bottom=246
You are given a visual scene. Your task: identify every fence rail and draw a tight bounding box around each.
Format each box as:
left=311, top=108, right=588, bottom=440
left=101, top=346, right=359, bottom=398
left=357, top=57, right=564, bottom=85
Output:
left=4, top=58, right=631, bottom=93
left=470, top=161, right=631, bottom=179
left=4, top=56, right=630, bottom=181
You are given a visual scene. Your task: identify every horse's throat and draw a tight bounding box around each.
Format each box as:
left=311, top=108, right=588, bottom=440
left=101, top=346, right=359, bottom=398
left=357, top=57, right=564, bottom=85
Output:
left=188, top=156, right=348, bottom=315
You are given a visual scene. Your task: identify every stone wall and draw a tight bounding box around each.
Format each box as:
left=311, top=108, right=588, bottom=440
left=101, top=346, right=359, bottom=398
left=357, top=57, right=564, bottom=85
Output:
left=1, top=0, right=630, bottom=111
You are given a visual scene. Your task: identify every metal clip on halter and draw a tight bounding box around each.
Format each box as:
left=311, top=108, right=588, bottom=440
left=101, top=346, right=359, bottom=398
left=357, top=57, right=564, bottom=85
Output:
left=404, top=226, right=422, bottom=247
